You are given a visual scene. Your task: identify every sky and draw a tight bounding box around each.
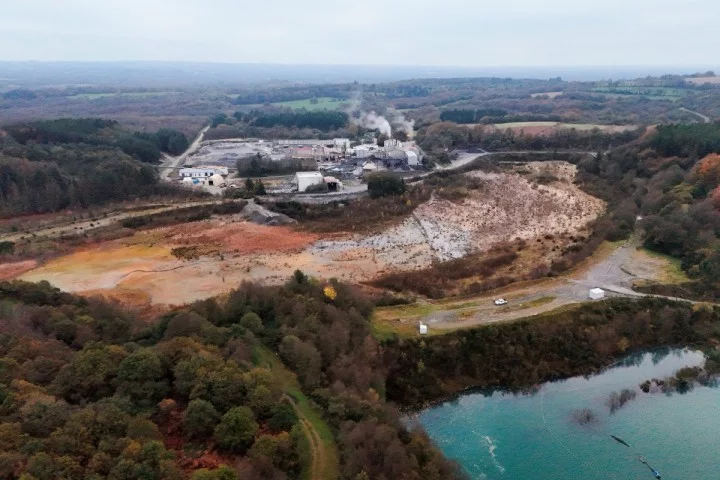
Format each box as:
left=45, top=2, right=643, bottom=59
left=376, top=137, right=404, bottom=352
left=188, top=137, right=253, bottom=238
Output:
left=2, top=0, right=718, bottom=67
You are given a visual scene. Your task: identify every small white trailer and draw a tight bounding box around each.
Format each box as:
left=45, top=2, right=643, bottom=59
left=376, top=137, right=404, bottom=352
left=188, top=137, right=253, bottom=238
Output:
left=589, top=288, right=605, bottom=300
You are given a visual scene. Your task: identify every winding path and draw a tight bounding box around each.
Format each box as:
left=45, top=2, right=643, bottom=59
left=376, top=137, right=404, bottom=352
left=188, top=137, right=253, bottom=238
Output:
left=679, top=107, right=711, bottom=124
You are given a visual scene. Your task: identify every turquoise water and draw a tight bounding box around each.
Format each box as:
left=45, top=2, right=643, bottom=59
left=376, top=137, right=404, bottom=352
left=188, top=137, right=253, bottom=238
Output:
left=417, top=349, right=720, bottom=480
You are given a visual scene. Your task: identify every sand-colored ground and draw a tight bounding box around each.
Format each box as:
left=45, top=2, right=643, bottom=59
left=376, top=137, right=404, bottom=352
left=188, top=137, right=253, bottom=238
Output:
left=686, top=76, right=720, bottom=85
left=0, top=260, right=38, bottom=281
left=18, top=162, right=605, bottom=306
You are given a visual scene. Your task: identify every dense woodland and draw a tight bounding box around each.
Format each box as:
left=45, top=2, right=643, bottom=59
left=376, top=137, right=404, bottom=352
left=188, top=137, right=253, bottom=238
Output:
left=0, top=278, right=466, bottom=480
left=385, top=298, right=720, bottom=407
left=415, top=121, right=644, bottom=154
left=575, top=123, right=720, bottom=298
left=0, top=119, right=194, bottom=217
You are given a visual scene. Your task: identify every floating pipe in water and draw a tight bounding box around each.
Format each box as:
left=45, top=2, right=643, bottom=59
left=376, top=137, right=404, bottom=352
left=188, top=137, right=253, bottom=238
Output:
left=610, top=435, right=630, bottom=447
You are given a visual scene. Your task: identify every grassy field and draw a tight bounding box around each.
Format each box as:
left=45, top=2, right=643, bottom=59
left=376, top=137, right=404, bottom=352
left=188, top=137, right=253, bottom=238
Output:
left=245, top=97, right=347, bottom=111
left=637, top=248, right=691, bottom=284
left=69, top=91, right=178, bottom=99
left=253, top=346, right=339, bottom=480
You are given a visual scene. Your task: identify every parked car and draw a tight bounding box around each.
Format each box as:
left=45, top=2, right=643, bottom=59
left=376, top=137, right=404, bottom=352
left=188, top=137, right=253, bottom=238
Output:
left=493, top=298, right=508, bottom=306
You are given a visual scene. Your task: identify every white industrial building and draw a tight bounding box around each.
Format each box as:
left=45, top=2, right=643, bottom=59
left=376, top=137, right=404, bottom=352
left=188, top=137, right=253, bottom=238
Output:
left=354, top=145, right=372, bottom=159
left=294, top=171, right=325, bottom=192
left=179, top=167, right=228, bottom=178
left=406, top=151, right=420, bottom=166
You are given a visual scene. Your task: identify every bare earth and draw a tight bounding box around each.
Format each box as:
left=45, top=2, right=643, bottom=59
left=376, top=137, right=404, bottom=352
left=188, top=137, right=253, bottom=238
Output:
left=374, top=234, right=689, bottom=334
left=18, top=162, right=605, bottom=306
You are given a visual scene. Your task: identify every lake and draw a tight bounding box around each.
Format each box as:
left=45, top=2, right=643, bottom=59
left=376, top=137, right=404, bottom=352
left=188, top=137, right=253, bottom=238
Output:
left=417, top=348, right=719, bottom=480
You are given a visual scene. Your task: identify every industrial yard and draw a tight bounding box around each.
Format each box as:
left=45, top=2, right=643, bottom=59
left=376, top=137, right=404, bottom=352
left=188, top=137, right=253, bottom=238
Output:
left=173, top=136, right=425, bottom=194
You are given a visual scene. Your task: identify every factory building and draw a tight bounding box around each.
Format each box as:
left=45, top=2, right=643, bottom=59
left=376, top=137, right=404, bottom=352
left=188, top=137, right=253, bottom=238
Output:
left=294, top=171, right=325, bottom=192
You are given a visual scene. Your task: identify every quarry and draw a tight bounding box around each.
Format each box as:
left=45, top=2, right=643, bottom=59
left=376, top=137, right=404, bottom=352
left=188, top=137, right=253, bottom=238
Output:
left=16, top=161, right=605, bottom=307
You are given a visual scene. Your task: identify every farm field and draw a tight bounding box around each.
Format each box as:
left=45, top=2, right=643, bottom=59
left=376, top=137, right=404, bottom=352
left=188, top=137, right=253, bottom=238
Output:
left=16, top=162, right=604, bottom=306
left=246, top=97, right=348, bottom=111
left=685, top=76, right=720, bottom=85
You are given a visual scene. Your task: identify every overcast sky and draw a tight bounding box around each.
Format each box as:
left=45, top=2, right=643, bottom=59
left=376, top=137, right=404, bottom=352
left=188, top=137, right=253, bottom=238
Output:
left=2, top=0, right=718, bottom=66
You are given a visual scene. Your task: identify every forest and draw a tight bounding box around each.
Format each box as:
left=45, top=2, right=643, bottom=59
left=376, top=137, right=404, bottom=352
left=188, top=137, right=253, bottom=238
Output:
left=0, top=119, right=192, bottom=217
left=575, top=124, right=720, bottom=299
left=415, top=121, right=644, bottom=153
left=0, top=277, right=466, bottom=480
left=384, top=298, right=720, bottom=407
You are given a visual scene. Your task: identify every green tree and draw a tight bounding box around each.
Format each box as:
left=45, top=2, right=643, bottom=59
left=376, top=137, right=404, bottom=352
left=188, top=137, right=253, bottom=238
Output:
left=51, top=344, right=127, bottom=403
left=239, top=312, right=263, bottom=334
left=214, top=406, right=258, bottom=453
left=116, top=349, right=169, bottom=407
left=183, top=400, right=220, bottom=439
left=268, top=402, right=298, bottom=433
left=367, top=172, right=406, bottom=198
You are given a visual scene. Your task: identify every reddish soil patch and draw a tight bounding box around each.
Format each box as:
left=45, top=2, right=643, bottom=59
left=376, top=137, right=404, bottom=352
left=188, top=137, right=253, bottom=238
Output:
left=164, top=221, right=319, bottom=255
left=0, top=260, right=38, bottom=280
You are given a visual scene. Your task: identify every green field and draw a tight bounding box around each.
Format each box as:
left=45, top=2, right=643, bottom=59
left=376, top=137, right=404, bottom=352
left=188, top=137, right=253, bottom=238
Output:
left=245, top=97, right=348, bottom=111
left=70, top=91, right=178, bottom=99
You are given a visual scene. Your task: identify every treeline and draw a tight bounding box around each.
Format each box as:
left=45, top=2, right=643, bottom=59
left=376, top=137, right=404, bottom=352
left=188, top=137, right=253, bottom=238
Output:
left=439, top=108, right=508, bottom=123
left=384, top=298, right=720, bottom=407
left=576, top=126, right=720, bottom=296
left=650, top=123, right=720, bottom=157
left=244, top=110, right=349, bottom=131
left=0, top=119, right=194, bottom=217
left=416, top=121, right=643, bottom=152
left=235, top=155, right=314, bottom=177
left=4, top=118, right=189, bottom=163
left=0, top=154, right=181, bottom=217
left=0, top=278, right=466, bottom=480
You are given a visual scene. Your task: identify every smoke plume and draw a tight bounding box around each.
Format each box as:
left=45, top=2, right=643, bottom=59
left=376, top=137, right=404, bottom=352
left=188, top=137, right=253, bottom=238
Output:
left=357, top=111, right=392, bottom=136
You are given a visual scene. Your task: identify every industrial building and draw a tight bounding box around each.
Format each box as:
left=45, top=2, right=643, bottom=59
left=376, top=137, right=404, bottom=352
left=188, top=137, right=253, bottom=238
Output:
left=179, top=167, right=229, bottom=178
left=294, top=171, right=325, bottom=192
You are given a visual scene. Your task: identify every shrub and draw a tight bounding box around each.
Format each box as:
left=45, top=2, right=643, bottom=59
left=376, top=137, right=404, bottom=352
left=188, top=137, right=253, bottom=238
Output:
left=305, top=182, right=329, bottom=194
left=367, top=172, right=406, bottom=198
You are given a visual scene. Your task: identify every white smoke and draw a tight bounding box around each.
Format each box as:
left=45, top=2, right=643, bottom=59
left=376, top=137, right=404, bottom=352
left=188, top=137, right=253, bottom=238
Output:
left=357, top=111, right=392, bottom=136
left=346, top=90, right=414, bottom=138
left=389, top=109, right=415, bottom=137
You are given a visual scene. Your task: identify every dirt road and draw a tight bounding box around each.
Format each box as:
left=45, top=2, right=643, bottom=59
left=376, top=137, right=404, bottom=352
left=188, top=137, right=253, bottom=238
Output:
left=679, top=107, right=711, bottom=124
left=376, top=235, right=698, bottom=333
left=0, top=199, right=231, bottom=244
left=159, top=126, right=209, bottom=181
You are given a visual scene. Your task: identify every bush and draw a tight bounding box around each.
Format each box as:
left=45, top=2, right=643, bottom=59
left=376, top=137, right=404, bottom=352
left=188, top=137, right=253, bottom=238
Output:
left=239, top=312, right=263, bottom=334
left=367, top=172, right=406, bottom=198
left=304, top=182, right=329, bottom=194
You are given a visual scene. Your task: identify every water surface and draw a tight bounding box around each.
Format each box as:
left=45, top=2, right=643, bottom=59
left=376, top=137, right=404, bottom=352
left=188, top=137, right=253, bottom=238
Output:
left=418, top=348, right=719, bottom=480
